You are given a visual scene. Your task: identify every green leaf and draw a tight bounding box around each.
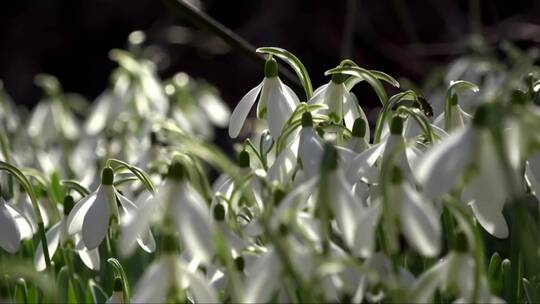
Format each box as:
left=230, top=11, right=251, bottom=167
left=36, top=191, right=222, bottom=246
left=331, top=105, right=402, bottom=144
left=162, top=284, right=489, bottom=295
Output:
left=50, top=172, right=65, bottom=204
left=257, top=47, right=313, bottom=99
left=107, top=258, right=130, bottom=304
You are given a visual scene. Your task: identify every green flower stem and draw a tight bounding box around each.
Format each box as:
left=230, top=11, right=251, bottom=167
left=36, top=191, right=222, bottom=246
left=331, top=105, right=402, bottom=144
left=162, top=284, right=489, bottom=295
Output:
left=0, top=161, right=51, bottom=270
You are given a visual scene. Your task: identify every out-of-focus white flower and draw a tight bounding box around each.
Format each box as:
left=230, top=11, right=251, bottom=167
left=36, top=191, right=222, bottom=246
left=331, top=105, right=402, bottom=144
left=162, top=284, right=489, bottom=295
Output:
left=228, top=58, right=299, bottom=139
left=0, top=197, right=32, bottom=253
left=132, top=237, right=217, bottom=303
left=121, top=161, right=214, bottom=263
left=415, top=108, right=512, bottom=238
left=409, top=235, right=502, bottom=303
left=390, top=167, right=442, bottom=257
left=298, top=112, right=324, bottom=177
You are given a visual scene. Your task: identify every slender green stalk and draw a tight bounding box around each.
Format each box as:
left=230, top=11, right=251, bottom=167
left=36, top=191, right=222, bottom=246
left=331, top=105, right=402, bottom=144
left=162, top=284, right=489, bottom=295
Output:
left=162, top=0, right=301, bottom=91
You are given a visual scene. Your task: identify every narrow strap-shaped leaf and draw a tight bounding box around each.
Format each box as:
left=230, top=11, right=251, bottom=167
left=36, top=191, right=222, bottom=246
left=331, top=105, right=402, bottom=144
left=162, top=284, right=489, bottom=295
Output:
left=257, top=47, right=313, bottom=99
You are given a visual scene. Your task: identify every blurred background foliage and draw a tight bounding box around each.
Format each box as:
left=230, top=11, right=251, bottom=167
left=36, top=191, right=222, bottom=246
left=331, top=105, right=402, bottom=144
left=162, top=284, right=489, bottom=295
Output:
left=1, top=0, right=539, bottom=109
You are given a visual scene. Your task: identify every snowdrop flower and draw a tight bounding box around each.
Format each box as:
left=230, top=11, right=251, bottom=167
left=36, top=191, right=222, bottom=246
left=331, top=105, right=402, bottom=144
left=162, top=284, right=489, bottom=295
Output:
left=415, top=106, right=512, bottom=238
left=27, top=74, right=80, bottom=144
left=106, top=278, right=125, bottom=304
left=381, top=116, right=420, bottom=184
left=308, top=73, right=370, bottom=135
left=121, top=161, right=214, bottom=263
left=131, top=235, right=217, bottom=303
left=67, top=167, right=155, bottom=250
left=35, top=195, right=100, bottom=271
left=298, top=112, right=325, bottom=177
left=433, top=92, right=472, bottom=131
left=228, top=57, right=299, bottom=139
left=409, top=233, right=502, bottom=303
left=319, top=144, right=381, bottom=257
left=389, top=166, right=442, bottom=257
left=0, top=196, right=32, bottom=253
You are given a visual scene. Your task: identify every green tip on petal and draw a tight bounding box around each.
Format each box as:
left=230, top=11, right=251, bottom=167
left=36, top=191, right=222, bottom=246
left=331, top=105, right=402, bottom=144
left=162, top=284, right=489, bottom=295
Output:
left=234, top=256, right=245, bottom=272
left=390, top=166, right=403, bottom=185
left=390, top=116, right=404, bottom=135
left=321, top=143, right=338, bottom=172
left=213, top=204, right=226, bottom=221
left=113, top=277, right=123, bottom=292
left=101, top=167, right=114, bottom=186
left=352, top=118, right=366, bottom=138
left=454, top=232, right=469, bottom=252
left=162, top=234, right=178, bottom=253
left=167, top=161, right=186, bottom=181
left=237, top=150, right=250, bottom=168
left=63, top=195, right=75, bottom=216
left=301, top=111, right=313, bottom=128
left=331, top=73, right=345, bottom=84
left=264, top=58, right=278, bottom=78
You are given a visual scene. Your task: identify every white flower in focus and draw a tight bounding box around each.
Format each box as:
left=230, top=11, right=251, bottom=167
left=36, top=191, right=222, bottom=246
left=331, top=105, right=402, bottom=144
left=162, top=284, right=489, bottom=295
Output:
left=35, top=195, right=101, bottom=271
left=105, top=278, right=124, bottom=304
left=66, top=167, right=155, bottom=250
left=228, top=58, right=299, bottom=139
left=308, top=74, right=370, bottom=138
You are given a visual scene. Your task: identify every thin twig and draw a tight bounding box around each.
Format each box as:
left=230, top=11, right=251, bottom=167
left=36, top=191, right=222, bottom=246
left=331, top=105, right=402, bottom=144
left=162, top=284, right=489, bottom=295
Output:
left=163, top=0, right=302, bottom=90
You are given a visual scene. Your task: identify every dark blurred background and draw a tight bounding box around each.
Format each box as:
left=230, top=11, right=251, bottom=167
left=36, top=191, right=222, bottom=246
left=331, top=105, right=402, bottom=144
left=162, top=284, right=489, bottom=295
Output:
left=1, top=0, right=539, bottom=108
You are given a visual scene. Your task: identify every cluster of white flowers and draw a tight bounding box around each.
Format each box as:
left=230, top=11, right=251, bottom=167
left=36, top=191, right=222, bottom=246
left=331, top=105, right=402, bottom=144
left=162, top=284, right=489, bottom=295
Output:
left=0, top=44, right=540, bottom=304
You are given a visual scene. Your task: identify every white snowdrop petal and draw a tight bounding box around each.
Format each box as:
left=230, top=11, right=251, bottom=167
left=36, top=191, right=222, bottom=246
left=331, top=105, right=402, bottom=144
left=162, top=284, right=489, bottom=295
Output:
left=82, top=188, right=111, bottom=250
left=267, top=81, right=296, bottom=139
left=173, top=183, right=215, bottom=264
left=132, top=259, right=170, bottom=303
left=462, top=137, right=509, bottom=239
left=120, top=199, right=158, bottom=257
left=414, top=126, right=475, bottom=199
left=0, top=202, right=21, bottom=253
left=345, top=143, right=385, bottom=184
left=179, top=264, right=219, bottom=303
left=400, top=184, right=442, bottom=257
left=299, top=127, right=324, bottom=177
left=353, top=203, right=382, bottom=258
left=85, top=92, right=113, bottom=135
left=34, top=219, right=62, bottom=271
left=67, top=191, right=98, bottom=235
left=228, top=82, right=263, bottom=138
left=330, top=171, right=365, bottom=248
left=243, top=250, right=281, bottom=303
left=6, top=204, right=33, bottom=239
left=76, top=245, right=101, bottom=270
left=267, top=136, right=300, bottom=184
